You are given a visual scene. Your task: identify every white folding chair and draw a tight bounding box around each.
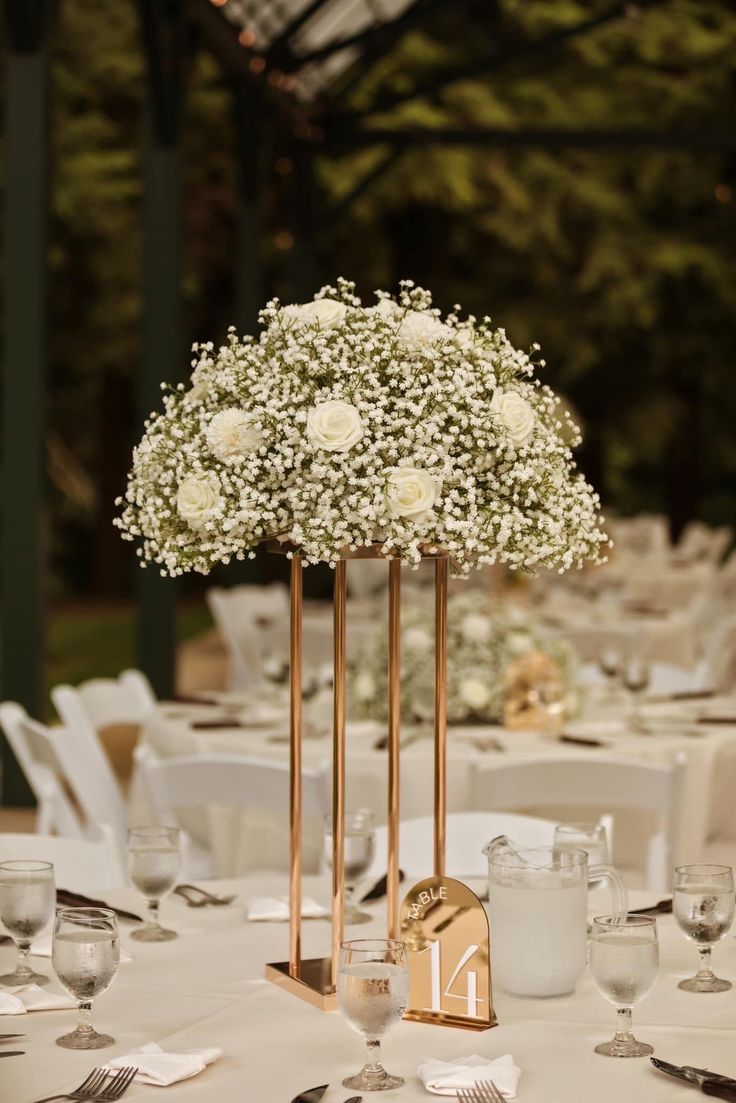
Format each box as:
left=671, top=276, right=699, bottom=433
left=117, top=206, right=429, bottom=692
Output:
left=368, top=811, right=559, bottom=881
left=472, top=756, right=683, bottom=892
left=0, top=703, right=83, bottom=837
left=54, top=670, right=155, bottom=730
left=206, top=584, right=289, bottom=689
left=0, top=825, right=124, bottom=893
left=136, top=745, right=330, bottom=875
left=50, top=684, right=130, bottom=849
left=695, top=614, right=736, bottom=693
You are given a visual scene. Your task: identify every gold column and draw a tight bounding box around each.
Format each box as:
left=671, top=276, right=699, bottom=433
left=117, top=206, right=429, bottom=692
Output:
left=387, top=558, right=401, bottom=938
left=434, top=557, right=448, bottom=876
left=331, top=560, right=347, bottom=987
left=288, top=555, right=303, bottom=976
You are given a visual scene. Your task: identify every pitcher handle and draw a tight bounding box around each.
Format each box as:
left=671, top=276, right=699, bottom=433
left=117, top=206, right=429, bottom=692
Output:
left=588, top=863, right=628, bottom=917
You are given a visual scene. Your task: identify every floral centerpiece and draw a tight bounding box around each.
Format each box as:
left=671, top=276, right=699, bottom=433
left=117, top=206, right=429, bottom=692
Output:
left=116, top=280, right=608, bottom=575
left=351, top=590, right=575, bottom=725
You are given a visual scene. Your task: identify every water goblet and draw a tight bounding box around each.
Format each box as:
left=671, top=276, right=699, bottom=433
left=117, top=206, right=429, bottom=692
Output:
left=623, top=657, right=651, bottom=730
left=338, top=938, right=408, bottom=1091
left=53, top=907, right=120, bottom=1049
left=590, top=914, right=658, bottom=1057
left=127, top=826, right=181, bottom=942
left=554, top=822, right=610, bottom=866
left=0, top=860, right=55, bottom=986
left=674, top=863, right=735, bottom=992
left=324, top=811, right=375, bottom=925
left=598, top=648, right=621, bottom=700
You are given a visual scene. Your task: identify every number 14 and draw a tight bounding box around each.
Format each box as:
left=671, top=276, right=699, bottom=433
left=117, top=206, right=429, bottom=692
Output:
left=419, top=940, right=482, bottom=1018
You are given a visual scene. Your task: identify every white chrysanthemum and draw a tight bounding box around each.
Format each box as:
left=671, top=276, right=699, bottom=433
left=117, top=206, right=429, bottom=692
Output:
left=206, top=408, right=264, bottom=464
left=280, top=298, right=347, bottom=330
left=396, top=310, right=450, bottom=349
left=176, top=472, right=221, bottom=529
left=307, top=400, right=363, bottom=453
left=385, top=467, right=438, bottom=522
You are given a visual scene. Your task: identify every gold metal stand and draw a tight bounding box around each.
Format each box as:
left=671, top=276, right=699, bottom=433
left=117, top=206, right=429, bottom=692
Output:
left=266, top=544, right=449, bottom=1009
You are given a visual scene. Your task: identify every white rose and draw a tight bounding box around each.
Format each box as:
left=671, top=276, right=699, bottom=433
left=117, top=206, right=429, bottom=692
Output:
left=507, top=629, right=533, bottom=656
left=385, top=467, right=439, bottom=523
left=206, top=408, right=264, bottom=464
left=184, top=365, right=210, bottom=404
left=354, top=670, right=376, bottom=703
left=176, top=472, right=221, bottom=529
left=396, top=310, right=450, bottom=349
left=404, top=626, right=432, bottom=654
left=281, top=298, right=347, bottom=330
left=460, top=613, right=492, bottom=645
left=491, top=389, right=536, bottom=448
left=307, top=400, right=364, bottom=453
left=459, top=677, right=491, bottom=712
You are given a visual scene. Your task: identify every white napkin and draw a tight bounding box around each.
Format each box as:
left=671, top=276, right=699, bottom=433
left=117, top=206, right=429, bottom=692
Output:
left=30, top=930, right=133, bottom=963
left=245, top=896, right=329, bottom=921
left=105, top=1042, right=222, bottom=1086
left=0, top=984, right=76, bottom=1015
left=418, top=1054, right=521, bottom=1098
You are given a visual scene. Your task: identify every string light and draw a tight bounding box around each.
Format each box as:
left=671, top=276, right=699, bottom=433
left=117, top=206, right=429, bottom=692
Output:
left=715, top=183, right=732, bottom=204
left=275, top=230, right=294, bottom=251
left=249, top=56, right=266, bottom=74
left=274, top=157, right=294, bottom=176
left=238, top=28, right=256, bottom=47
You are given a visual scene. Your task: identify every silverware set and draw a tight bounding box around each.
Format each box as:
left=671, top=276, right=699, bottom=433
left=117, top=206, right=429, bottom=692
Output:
left=31, top=1066, right=138, bottom=1103
left=458, top=1081, right=506, bottom=1103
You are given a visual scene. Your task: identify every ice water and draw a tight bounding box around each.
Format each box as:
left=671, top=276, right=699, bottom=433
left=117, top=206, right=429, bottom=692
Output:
left=128, top=846, right=180, bottom=899
left=53, top=930, right=120, bottom=1000
left=674, top=885, right=735, bottom=944
left=487, top=876, right=587, bottom=997
left=338, top=962, right=408, bottom=1039
left=0, top=877, right=55, bottom=940
left=591, top=933, right=658, bottom=1006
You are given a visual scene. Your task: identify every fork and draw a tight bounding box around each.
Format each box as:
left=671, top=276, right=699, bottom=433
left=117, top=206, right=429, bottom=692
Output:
left=458, top=1081, right=506, bottom=1103
left=31, top=1066, right=137, bottom=1103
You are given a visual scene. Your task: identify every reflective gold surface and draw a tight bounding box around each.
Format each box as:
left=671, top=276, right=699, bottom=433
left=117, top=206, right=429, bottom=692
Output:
left=401, top=876, right=497, bottom=1031
left=434, top=558, right=448, bottom=876
left=288, top=555, right=303, bottom=976
left=331, top=560, right=347, bottom=986
left=387, top=559, right=401, bottom=939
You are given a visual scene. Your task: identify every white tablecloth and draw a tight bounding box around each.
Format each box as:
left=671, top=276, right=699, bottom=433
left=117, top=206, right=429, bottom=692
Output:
left=136, top=696, right=736, bottom=878
left=4, top=877, right=736, bottom=1103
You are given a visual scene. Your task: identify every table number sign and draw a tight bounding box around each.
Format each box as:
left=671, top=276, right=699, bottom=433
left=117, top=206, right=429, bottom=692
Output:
left=400, top=876, right=497, bottom=1031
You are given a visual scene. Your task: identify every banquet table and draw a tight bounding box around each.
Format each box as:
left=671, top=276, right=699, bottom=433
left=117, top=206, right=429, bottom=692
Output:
left=137, top=695, right=736, bottom=878
left=4, top=876, right=736, bottom=1103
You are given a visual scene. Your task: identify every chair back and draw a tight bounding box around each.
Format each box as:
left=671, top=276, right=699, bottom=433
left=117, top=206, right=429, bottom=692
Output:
left=58, top=670, right=155, bottom=729
left=0, top=703, right=83, bottom=837
left=50, top=684, right=128, bottom=846
left=472, top=755, right=683, bottom=892
left=0, top=824, right=124, bottom=892
left=369, top=811, right=559, bottom=880
left=206, top=584, right=288, bottom=690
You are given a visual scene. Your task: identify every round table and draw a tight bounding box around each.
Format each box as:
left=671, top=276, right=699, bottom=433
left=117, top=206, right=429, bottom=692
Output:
left=4, top=877, right=736, bottom=1102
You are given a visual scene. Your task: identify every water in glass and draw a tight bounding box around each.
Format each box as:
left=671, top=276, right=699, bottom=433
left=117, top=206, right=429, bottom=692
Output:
left=128, top=826, right=181, bottom=942
left=337, top=939, right=407, bottom=1092
left=590, top=914, right=658, bottom=1057
left=674, top=864, right=735, bottom=992
left=0, top=860, right=55, bottom=986
left=53, top=908, right=119, bottom=1050
left=324, top=811, right=375, bottom=925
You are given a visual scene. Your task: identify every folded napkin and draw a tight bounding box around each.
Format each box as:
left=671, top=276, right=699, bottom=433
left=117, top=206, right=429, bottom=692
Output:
left=245, top=896, right=328, bottom=921
left=418, top=1054, right=521, bottom=1098
left=0, top=984, right=76, bottom=1015
left=31, top=930, right=133, bottom=963
left=105, top=1042, right=222, bottom=1087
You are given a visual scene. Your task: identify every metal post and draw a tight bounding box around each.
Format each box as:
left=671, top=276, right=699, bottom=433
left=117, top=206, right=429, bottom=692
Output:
left=331, top=560, right=347, bottom=988
left=434, top=557, right=448, bottom=875
left=1, top=0, right=54, bottom=802
left=135, top=0, right=189, bottom=697
left=288, top=555, right=303, bottom=976
left=233, top=82, right=268, bottom=336
left=387, top=559, right=401, bottom=938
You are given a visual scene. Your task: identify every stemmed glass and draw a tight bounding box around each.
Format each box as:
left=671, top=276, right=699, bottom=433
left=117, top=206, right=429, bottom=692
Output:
left=324, top=811, right=375, bottom=925
left=674, top=864, right=735, bottom=992
left=0, top=860, right=55, bottom=986
left=598, top=648, right=621, bottom=701
left=337, top=939, right=408, bottom=1092
left=127, top=826, right=181, bottom=942
left=590, top=914, right=658, bottom=1057
left=52, top=907, right=120, bottom=1049
left=554, top=822, right=610, bottom=866
left=623, top=657, right=650, bottom=730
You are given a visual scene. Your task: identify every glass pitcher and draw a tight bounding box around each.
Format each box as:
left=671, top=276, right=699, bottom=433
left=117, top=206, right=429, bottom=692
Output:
left=484, top=837, right=627, bottom=998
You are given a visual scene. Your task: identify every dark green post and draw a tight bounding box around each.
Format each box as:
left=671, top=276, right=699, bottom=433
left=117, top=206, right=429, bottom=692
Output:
left=233, top=82, right=268, bottom=336
left=135, top=0, right=189, bottom=697
left=291, top=141, right=319, bottom=300
left=1, top=0, right=55, bottom=802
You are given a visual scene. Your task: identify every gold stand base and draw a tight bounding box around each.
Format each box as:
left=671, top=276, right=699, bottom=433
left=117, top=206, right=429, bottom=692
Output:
left=265, top=959, right=338, bottom=1011
left=403, top=1009, right=497, bottom=1031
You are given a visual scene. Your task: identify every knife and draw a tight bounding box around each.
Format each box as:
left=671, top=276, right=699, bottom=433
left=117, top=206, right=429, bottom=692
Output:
left=629, top=898, right=672, bottom=915
left=0, top=1051, right=25, bottom=1058
left=57, top=889, right=143, bottom=924
left=0, top=1034, right=25, bottom=1040
left=652, top=1057, right=736, bottom=1099
left=290, top=1086, right=328, bottom=1103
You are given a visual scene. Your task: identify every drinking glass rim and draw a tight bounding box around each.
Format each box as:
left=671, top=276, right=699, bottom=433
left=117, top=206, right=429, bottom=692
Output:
left=555, top=822, right=605, bottom=836
left=55, top=906, right=117, bottom=925
left=127, top=825, right=180, bottom=840
left=0, top=859, right=54, bottom=873
left=324, top=810, right=374, bottom=829
left=340, top=938, right=405, bottom=952
left=489, top=844, right=589, bottom=869
left=592, top=913, right=656, bottom=930
left=674, top=863, right=733, bottom=877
